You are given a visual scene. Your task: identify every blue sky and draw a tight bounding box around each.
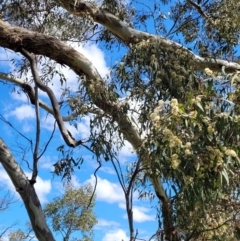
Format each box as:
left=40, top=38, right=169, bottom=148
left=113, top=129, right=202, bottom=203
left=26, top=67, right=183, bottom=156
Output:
left=0, top=40, right=159, bottom=241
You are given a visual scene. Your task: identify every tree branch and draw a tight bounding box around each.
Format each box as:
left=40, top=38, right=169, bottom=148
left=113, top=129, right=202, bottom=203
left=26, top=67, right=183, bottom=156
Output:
left=0, top=72, right=103, bottom=119
left=186, top=0, right=209, bottom=19
left=0, top=72, right=75, bottom=121
left=59, top=0, right=240, bottom=73
left=0, top=20, right=142, bottom=149
left=32, top=81, right=40, bottom=182
left=20, top=48, right=82, bottom=147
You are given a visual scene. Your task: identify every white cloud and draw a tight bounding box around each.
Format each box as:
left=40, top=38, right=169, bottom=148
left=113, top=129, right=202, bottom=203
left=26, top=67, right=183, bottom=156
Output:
left=34, top=176, right=51, bottom=203
left=39, top=156, right=55, bottom=170
left=7, top=104, right=35, bottom=121
left=0, top=167, right=51, bottom=204
left=52, top=175, right=81, bottom=195
left=0, top=168, right=15, bottom=192
left=65, top=115, right=90, bottom=140
left=41, top=114, right=55, bottom=131
left=40, top=110, right=91, bottom=143
left=119, top=203, right=155, bottom=223
left=131, top=206, right=155, bottom=222
left=77, top=43, right=109, bottom=78
left=95, top=219, right=120, bottom=230
left=85, top=175, right=124, bottom=203
left=99, top=165, right=116, bottom=175
left=85, top=158, right=116, bottom=175
left=37, top=42, right=109, bottom=101
left=102, top=229, right=129, bottom=241
left=10, top=89, right=28, bottom=102
left=119, top=140, right=135, bottom=158
left=69, top=175, right=81, bottom=188
left=22, top=123, right=33, bottom=133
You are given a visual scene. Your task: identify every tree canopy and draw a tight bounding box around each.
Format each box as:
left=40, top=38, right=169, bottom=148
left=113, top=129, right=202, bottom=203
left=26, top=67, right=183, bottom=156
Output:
left=0, top=0, right=240, bottom=240
left=44, top=184, right=96, bottom=241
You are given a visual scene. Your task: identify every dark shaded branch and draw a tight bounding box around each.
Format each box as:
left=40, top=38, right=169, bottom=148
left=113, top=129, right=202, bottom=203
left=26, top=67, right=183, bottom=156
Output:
left=111, top=157, right=135, bottom=240
left=87, top=156, right=101, bottom=209
left=32, top=83, right=40, bottom=182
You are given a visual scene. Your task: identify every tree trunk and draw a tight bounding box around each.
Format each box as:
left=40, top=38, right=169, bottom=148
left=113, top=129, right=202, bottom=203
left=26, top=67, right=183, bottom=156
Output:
left=0, top=138, right=55, bottom=241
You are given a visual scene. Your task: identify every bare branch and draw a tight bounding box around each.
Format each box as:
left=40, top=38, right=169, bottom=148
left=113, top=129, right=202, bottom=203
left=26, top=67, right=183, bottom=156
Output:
left=0, top=72, right=102, bottom=120
left=32, top=81, right=40, bottom=182
left=0, top=72, right=77, bottom=120
left=20, top=48, right=82, bottom=148
left=0, top=188, right=17, bottom=211
left=0, top=221, right=18, bottom=239
left=0, top=114, right=33, bottom=144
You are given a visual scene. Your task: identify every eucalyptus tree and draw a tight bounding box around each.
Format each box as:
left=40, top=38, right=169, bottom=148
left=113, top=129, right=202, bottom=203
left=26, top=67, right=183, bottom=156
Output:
left=1, top=0, right=240, bottom=240
left=43, top=184, right=96, bottom=241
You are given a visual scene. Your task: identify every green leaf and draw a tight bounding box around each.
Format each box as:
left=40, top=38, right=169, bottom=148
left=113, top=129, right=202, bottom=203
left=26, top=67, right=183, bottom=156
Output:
left=196, top=102, right=204, bottom=112
left=221, top=168, right=229, bottom=185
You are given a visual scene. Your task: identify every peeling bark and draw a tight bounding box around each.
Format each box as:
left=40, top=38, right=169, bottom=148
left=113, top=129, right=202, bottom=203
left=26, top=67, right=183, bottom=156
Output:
left=0, top=138, right=55, bottom=241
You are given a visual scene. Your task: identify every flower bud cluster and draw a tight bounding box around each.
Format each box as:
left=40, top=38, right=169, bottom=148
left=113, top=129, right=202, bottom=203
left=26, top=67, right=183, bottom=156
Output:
left=170, top=98, right=179, bottom=115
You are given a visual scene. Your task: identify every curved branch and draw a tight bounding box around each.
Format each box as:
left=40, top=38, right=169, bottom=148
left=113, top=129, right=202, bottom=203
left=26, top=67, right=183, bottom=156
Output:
left=0, top=72, right=102, bottom=119
left=0, top=72, right=75, bottom=121
left=20, top=48, right=82, bottom=147
left=59, top=0, right=240, bottom=73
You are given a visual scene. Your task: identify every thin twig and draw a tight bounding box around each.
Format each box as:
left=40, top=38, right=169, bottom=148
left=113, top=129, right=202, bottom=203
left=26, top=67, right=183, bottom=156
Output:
left=186, top=0, right=209, bottom=19
left=87, top=156, right=101, bottom=209
left=0, top=114, right=33, bottom=144
left=38, top=121, right=57, bottom=160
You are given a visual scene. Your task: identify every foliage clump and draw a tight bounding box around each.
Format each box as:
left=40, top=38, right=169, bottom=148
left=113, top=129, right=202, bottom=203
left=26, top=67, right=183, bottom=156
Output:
left=44, top=184, right=97, bottom=241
